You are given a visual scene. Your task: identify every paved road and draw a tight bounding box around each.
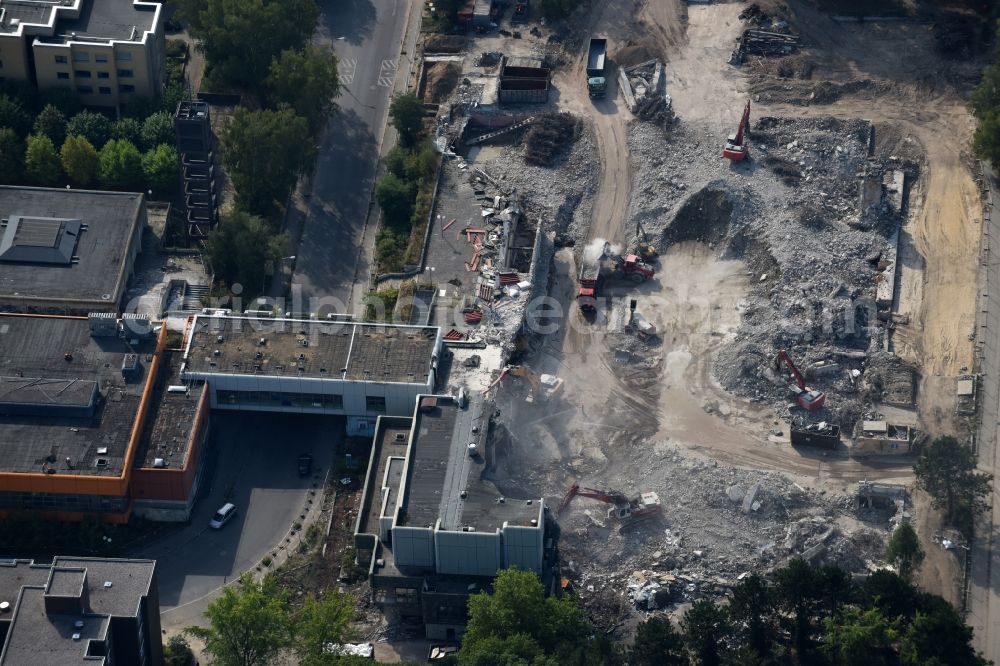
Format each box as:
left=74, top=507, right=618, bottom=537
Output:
left=280, top=0, right=420, bottom=315
left=969, top=166, right=1000, bottom=663
left=129, top=413, right=338, bottom=631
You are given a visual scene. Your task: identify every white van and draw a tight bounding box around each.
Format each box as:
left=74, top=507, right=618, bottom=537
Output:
left=209, top=503, right=237, bottom=529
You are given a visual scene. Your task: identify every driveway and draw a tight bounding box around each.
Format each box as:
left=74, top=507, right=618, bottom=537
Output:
left=129, top=412, right=340, bottom=631
left=283, top=0, right=421, bottom=314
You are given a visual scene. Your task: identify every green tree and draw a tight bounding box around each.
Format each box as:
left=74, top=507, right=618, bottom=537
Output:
left=629, top=616, right=685, bottom=666
left=775, top=558, right=819, bottom=657
left=98, top=139, right=144, bottom=190
left=24, top=134, right=61, bottom=186
left=375, top=174, right=416, bottom=229
left=163, top=634, right=195, bottom=666
left=293, top=590, right=355, bottom=665
left=66, top=110, right=112, bottom=148
left=822, top=607, right=897, bottom=666
left=33, top=104, right=67, bottom=146
left=111, top=117, right=144, bottom=146
left=176, top=0, right=319, bottom=90
left=0, top=95, right=30, bottom=137
left=728, top=573, right=776, bottom=657
left=0, top=128, right=23, bottom=183
left=205, top=211, right=286, bottom=300
left=142, top=144, right=180, bottom=196
left=461, top=568, right=590, bottom=665
left=388, top=92, right=425, bottom=146
left=681, top=599, right=730, bottom=666
left=914, top=435, right=992, bottom=527
left=186, top=573, right=291, bottom=666
left=266, top=44, right=340, bottom=134
left=37, top=87, right=82, bottom=116
left=220, top=106, right=315, bottom=215
left=884, top=522, right=925, bottom=581
left=60, top=135, right=99, bottom=186
left=141, top=111, right=175, bottom=151
left=899, top=599, right=989, bottom=666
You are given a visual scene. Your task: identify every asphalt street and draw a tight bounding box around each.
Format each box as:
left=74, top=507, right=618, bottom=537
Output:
left=284, top=0, right=418, bottom=314
left=128, top=413, right=339, bottom=631
left=969, top=168, right=1000, bottom=663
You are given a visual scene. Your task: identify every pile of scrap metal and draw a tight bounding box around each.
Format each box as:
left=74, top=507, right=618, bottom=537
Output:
left=730, top=29, right=800, bottom=65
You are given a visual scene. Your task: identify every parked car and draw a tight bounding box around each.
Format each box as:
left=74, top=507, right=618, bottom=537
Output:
left=297, top=453, right=313, bottom=476
left=209, top=502, right=237, bottom=529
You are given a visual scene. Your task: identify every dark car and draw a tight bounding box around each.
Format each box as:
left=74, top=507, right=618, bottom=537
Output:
left=297, top=454, right=313, bottom=476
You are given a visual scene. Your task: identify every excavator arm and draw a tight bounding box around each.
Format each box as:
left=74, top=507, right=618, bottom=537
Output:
left=775, top=350, right=807, bottom=391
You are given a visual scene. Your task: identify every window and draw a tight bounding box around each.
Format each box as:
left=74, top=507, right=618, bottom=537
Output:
left=72, top=52, right=89, bottom=62
left=74, top=70, right=91, bottom=78
left=57, top=72, right=69, bottom=80
left=119, top=84, right=135, bottom=93
left=117, top=69, right=133, bottom=78
left=366, top=396, right=386, bottom=413
left=55, top=55, right=68, bottom=64
left=115, top=51, right=132, bottom=62
left=99, top=86, right=111, bottom=95
left=97, top=71, right=109, bottom=79
left=95, top=54, right=108, bottom=63
left=77, top=85, right=93, bottom=94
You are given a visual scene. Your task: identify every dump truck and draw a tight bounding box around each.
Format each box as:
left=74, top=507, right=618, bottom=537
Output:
left=577, top=243, right=655, bottom=313
left=587, top=38, right=608, bottom=99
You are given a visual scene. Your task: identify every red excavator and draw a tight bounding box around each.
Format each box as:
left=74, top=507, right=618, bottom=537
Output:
left=774, top=350, right=826, bottom=411
left=723, top=100, right=751, bottom=162
left=557, top=482, right=663, bottom=530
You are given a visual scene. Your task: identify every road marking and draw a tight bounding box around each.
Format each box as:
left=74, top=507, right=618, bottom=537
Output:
left=377, top=58, right=398, bottom=87
left=340, top=57, right=357, bottom=85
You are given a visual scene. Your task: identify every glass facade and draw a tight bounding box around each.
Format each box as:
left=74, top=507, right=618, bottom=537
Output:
left=215, top=389, right=344, bottom=410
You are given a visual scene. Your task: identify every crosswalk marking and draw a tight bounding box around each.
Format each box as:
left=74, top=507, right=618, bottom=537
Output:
left=377, top=59, right=397, bottom=87
left=340, top=57, right=357, bottom=85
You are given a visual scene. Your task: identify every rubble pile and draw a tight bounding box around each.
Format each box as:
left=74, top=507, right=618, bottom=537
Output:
left=558, top=446, right=888, bottom=613
left=626, top=116, right=920, bottom=424
left=524, top=113, right=580, bottom=167
left=484, top=122, right=599, bottom=243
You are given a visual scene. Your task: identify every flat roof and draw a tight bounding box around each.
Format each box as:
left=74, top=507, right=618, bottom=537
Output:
left=134, top=351, right=203, bottom=469
left=0, top=557, right=154, bottom=666
left=0, top=0, right=66, bottom=35
left=0, top=315, right=156, bottom=476
left=360, top=420, right=412, bottom=537
left=403, top=396, right=539, bottom=530
left=53, top=0, right=158, bottom=42
left=0, top=187, right=143, bottom=307
left=184, top=316, right=439, bottom=384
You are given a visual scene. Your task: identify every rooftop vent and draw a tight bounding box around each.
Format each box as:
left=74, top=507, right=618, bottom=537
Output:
left=153, top=458, right=165, bottom=468
left=94, top=458, right=108, bottom=468
left=0, top=601, right=9, bottom=612
left=74, top=620, right=84, bottom=629
left=394, top=433, right=405, bottom=442
left=96, top=447, right=107, bottom=455
left=103, top=581, right=112, bottom=589
left=72, top=633, right=81, bottom=641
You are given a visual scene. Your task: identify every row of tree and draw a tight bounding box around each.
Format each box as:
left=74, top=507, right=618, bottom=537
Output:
left=457, top=563, right=985, bottom=666
left=972, top=21, right=1000, bottom=162
left=187, top=573, right=363, bottom=666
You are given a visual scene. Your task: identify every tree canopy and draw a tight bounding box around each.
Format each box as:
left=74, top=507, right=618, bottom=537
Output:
left=0, top=128, right=23, bottom=184
left=204, top=211, right=286, bottom=301
left=24, top=134, right=61, bottom=186
left=221, top=106, right=315, bottom=215
left=176, top=0, right=319, bottom=91
left=460, top=568, right=594, bottom=665
left=0, top=95, right=30, bottom=137
left=33, top=104, right=67, bottom=146
left=142, top=144, right=180, bottom=196
left=98, top=139, right=144, bottom=190
left=388, top=92, right=426, bottom=147
left=66, top=110, right=112, bottom=149
left=914, top=435, right=992, bottom=530
left=140, top=111, right=175, bottom=151
left=187, top=573, right=291, bottom=666
left=266, top=44, right=340, bottom=134
left=60, top=135, right=99, bottom=186
left=884, top=522, right=925, bottom=581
